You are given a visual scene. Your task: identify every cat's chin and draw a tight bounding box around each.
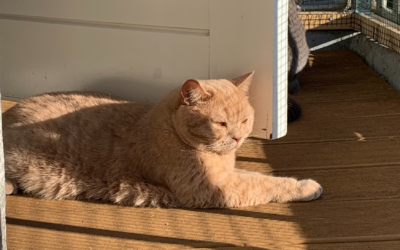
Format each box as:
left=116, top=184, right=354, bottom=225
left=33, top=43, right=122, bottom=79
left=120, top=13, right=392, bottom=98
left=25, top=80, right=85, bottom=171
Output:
left=220, top=148, right=237, bottom=155
left=202, top=145, right=237, bottom=155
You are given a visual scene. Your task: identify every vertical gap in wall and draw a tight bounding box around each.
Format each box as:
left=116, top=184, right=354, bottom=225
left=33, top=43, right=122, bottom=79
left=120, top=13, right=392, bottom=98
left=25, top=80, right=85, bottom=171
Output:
left=0, top=93, right=7, bottom=250
left=208, top=0, right=211, bottom=79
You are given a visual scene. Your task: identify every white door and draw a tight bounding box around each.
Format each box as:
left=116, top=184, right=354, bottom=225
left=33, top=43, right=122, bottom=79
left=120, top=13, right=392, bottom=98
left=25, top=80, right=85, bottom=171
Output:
left=0, top=0, right=288, bottom=139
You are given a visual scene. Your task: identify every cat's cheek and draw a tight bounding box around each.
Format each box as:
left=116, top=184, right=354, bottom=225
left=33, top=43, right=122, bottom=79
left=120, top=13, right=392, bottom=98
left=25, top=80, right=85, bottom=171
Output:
left=212, top=129, right=227, bottom=141
left=245, top=122, right=254, bottom=135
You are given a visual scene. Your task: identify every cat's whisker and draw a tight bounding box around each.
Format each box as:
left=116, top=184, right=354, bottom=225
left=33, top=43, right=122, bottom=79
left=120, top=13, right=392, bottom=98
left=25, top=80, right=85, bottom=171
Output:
left=249, top=96, right=257, bottom=102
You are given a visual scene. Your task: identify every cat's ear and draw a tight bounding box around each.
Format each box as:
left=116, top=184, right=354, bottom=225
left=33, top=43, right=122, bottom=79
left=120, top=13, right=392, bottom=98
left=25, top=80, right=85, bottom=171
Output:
left=231, top=71, right=255, bottom=94
left=181, top=79, right=210, bottom=105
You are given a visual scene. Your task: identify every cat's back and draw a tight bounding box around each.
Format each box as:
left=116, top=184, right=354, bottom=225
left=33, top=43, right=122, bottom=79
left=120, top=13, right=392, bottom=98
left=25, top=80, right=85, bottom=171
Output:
left=3, top=91, right=150, bottom=128
left=2, top=91, right=153, bottom=172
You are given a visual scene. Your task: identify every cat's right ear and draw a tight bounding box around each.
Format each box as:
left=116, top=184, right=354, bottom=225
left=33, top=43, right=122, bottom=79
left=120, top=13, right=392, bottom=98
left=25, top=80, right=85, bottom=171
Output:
left=231, top=71, right=255, bottom=94
left=181, top=80, right=209, bottom=105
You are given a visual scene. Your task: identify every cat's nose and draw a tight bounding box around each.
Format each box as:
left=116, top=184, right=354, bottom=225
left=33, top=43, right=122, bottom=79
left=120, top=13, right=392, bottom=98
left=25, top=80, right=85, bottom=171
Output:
left=232, top=136, right=242, bottom=143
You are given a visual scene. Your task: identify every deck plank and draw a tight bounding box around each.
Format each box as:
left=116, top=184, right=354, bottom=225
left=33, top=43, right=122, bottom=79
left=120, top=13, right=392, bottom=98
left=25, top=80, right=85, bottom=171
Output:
left=5, top=195, right=400, bottom=249
left=238, top=139, right=400, bottom=170
left=297, top=81, right=400, bottom=102
left=1, top=100, right=17, bottom=113
left=260, top=115, right=400, bottom=143
left=4, top=50, right=400, bottom=249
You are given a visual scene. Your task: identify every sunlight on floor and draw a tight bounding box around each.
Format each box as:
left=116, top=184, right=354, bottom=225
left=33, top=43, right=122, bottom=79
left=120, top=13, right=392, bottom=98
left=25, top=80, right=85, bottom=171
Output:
left=354, top=132, right=366, bottom=141
left=6, top=195, right=308, bottom=249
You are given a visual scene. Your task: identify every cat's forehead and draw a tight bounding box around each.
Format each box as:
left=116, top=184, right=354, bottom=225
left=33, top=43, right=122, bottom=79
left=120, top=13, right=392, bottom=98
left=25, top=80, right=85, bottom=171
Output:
left=201, top=79, right=241, bottom=97
left=199, top=79, right=253, bottom=118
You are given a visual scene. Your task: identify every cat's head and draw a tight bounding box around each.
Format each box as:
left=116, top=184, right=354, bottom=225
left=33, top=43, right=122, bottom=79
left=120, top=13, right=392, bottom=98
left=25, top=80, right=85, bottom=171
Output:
left=174, top=72, right=255, bottom=154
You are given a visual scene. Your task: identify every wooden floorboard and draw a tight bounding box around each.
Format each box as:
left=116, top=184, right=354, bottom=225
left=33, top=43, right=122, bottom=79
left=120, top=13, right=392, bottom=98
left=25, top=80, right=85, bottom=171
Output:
left=298, top=98, right=400, bottom=121
left=276, top=115, right=400, bottom=142
left=4, top=50, right=400, bottom=249
left=297, top=81, right=400, bottom=102
left=306, top=242, right=400, bottom=250
left=1, top=100, right=17, bottom=113
left=238, top=139, right=400, bottom=169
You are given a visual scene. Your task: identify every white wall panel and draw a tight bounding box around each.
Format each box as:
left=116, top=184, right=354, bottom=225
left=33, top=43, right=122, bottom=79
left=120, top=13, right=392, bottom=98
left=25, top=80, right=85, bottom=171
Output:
left=0, top=19, right=209, bottom=102
left=0, top=0, right=209, bottom=29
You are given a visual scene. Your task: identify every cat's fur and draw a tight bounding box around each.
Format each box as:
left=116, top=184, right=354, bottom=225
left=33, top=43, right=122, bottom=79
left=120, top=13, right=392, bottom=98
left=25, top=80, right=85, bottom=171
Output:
left=3, top=73, right=322, bottom=208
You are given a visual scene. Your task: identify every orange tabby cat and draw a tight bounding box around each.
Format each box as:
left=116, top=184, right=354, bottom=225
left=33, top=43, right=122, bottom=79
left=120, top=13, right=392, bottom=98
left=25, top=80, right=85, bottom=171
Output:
left=3, top=72, right=322, bottom=208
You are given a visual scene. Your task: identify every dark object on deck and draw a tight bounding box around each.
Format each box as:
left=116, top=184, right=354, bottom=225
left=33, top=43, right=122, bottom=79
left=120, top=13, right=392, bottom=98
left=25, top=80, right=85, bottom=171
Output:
left=288, top=95, right=302, bottom=122
left=288, top=0, right=309, bottom=94
left=287, top=0, right=309, bottom=122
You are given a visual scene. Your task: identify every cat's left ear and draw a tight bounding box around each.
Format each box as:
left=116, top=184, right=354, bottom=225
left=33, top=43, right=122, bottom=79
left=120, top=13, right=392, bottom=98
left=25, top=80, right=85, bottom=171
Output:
left=181, top=79, right=210, bottom=105
left=231, top=71, right=255, bottom=94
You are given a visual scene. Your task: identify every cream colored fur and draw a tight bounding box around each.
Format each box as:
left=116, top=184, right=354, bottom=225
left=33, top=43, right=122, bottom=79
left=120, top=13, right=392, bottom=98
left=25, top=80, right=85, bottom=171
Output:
left=3, top=73, right=322, bottom=208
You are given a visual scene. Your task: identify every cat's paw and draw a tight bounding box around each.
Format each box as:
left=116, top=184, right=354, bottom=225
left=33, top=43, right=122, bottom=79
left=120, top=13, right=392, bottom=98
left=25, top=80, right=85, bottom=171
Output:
left=5, top=180, right=18, bottom=195
left=296, top=179, right=322, bottom=201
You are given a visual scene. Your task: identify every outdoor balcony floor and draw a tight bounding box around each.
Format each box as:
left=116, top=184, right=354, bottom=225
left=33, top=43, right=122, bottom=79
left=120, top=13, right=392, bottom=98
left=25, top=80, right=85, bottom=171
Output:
left=3, top=50, right=400, bottom=250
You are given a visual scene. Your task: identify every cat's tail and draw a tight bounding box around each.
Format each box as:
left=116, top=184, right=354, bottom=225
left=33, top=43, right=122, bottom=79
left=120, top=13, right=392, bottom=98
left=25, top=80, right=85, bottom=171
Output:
left=288, top=95, right=302, bottom=123
left=109, top=182, right=179, bottom=208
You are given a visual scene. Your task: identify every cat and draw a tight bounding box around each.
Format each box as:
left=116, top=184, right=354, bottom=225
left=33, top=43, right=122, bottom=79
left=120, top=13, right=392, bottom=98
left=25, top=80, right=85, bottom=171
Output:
left=287, top=0, right=310, bottom=122
left=3, top=72, right=322, bottom=208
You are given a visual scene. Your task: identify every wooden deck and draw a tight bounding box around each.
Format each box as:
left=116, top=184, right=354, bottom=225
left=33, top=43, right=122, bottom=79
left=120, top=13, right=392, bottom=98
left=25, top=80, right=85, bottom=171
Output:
left=3, top=50, right=400, bottom=250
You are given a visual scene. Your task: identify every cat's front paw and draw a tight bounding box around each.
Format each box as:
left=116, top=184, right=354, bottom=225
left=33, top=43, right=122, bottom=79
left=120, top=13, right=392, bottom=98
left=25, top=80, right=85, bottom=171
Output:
left=5, top=180, right=18, bottom=195
left=296, top=179, right=322, bottom=201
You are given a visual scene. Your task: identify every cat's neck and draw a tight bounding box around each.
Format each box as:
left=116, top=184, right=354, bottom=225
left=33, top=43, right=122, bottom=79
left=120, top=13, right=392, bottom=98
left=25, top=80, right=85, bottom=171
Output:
left=134, top=88, right=187, bottom=147
left=139, top=88, right=219, bottom=154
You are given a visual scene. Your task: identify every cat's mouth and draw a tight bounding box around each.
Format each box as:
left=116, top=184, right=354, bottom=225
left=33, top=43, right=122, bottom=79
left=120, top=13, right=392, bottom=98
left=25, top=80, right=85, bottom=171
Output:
left=205, top=140, right=238, bottom=154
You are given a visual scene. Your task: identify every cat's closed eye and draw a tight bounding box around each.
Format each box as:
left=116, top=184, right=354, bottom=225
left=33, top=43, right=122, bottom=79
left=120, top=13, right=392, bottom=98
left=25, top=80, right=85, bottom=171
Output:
left=242, top=119, right=248, bottom=124
left=215, top=122, right=227, bottom=127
